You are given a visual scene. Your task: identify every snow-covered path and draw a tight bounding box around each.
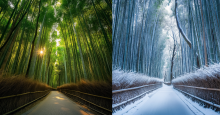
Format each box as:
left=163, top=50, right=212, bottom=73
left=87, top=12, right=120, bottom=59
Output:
left=133, top=85, right=194, bottom=115
left=114, top=84, right=219, bottom=115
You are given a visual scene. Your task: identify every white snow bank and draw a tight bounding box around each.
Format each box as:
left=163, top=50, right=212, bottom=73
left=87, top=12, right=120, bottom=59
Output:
left=112, top=69, right=163, bottom=90
left=172, top=63, right=220, bottom=84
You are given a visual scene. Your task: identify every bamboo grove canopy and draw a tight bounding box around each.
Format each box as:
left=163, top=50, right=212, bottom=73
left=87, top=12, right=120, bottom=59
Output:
left=113, top=0, right=220, bottom=82
left=0, top=0, right=112, bottom=87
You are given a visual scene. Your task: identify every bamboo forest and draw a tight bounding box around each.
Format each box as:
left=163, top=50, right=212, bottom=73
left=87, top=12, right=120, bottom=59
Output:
left=0, top=0, right=112, bottom=114
left=1, top=0, right=220, bottom=114
left=113, top=0, right=220, bottom=114
left=0, top=0, right=111, bottom=86
left=113, top=0, right=220, bottom=80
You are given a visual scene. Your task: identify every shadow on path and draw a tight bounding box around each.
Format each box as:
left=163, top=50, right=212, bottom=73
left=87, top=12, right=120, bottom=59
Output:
left=22, top=91, right=92, bottom=115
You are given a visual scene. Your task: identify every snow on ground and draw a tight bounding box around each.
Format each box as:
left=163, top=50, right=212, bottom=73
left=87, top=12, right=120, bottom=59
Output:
left=112, top=69, right=163, bottom=89
left=113, top=84, right=219, bottom=115
left=113, top=86, right=160, bottom=115
left=173, top=88, right=219, bottom=115
left=172, top=63, right=220, bottom=84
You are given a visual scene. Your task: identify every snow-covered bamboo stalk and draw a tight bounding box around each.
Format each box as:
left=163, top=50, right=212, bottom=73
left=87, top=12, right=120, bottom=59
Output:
left=175, top=0, right=192, bottom=48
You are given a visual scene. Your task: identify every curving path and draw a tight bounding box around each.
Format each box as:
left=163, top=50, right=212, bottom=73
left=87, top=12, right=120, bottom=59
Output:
left=22, top=91, right=92, bottom=115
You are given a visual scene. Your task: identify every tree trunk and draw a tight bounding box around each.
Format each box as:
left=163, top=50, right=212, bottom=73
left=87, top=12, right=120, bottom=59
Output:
left=0, top=0, right=21, bottom=44
left=170, top=32, right=176, bottom=83
left=25, top=0, right=42, bottom=77
left=0, top=0, right=32, bottom=50
left=11, top=29, right=24, bottom=74
left=199, top=0, right=208, bottom=67
left=0, top=23, right=21, bottom=70
left=175, top=0, right=192, bottom=48
left=69, top=7, right=87, bottom=80
left=26, top=9, right=46, bottom=78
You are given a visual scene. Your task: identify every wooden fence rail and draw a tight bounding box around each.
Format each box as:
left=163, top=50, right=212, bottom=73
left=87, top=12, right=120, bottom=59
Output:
left=174, top=85, right=220, bottom=109
left=174, top=85, right=220, bottom=91
left=0, top=90, right=50, bottom=115
left=59, top=89, right=112, bottom=115
left=112, top=83, right=162, bottom=111
left=112, top=84, right=160, bottom=94
left=0, top=90, right=49, bottom=100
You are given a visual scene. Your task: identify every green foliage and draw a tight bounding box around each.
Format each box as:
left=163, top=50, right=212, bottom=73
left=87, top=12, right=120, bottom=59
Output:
left=0, top=0, right=111, bottom=88
left=0, top=0, right=8, bottom=10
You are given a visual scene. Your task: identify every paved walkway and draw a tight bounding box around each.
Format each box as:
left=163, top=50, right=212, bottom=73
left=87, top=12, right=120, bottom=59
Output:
left=22, top=91, right=92, bottom=115
left=133, top=85, right=194, bottom=115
